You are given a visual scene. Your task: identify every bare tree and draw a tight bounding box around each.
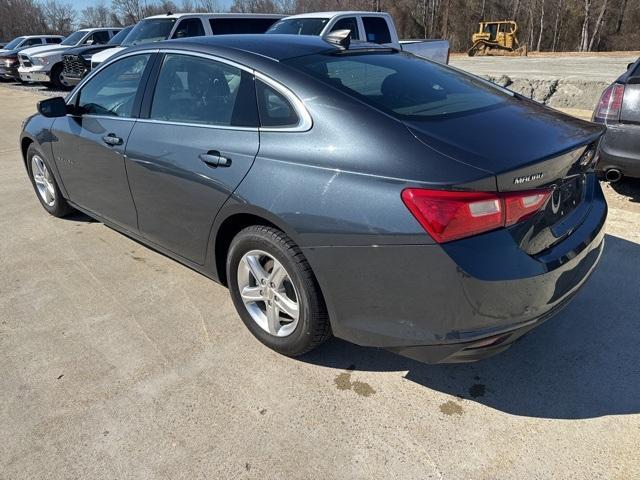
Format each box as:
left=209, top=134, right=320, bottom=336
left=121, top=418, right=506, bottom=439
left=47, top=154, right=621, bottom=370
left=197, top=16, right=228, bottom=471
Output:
left=536, top=0, right=545, bottom=51
left=41, top=0, right=76, bottom=34
left=579, top=0, right=591, bottom=51
left=615, top=0, right=627, bottom=33
left=587, top=0, right=608, bottom=51
left=79, top=2, right=111, bottom=27
left=112, top=0, right=144, bottom=23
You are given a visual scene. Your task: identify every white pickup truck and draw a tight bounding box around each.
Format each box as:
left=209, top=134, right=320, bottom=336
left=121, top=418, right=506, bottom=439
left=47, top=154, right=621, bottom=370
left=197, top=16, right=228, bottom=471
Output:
left=266, top=11, right=449, bottom=64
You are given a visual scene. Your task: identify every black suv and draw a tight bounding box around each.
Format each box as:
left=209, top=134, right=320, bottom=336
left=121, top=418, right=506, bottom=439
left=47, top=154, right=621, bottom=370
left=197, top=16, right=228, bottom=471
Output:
left=61, top=26, right=133, bottom=87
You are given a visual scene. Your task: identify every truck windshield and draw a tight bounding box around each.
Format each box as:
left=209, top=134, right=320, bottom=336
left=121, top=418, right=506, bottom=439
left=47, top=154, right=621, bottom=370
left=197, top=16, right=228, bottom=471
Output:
left=122, top=19, right=176, bottom=46
left=61, top=31, right=86, bottom=46
left=108, top=26, right=133, bottom=46
left=285, top=51, right=510, bottom=119
left=266, top=18, right=329, bottom=36
left=4, top=37, right=25, bottom=50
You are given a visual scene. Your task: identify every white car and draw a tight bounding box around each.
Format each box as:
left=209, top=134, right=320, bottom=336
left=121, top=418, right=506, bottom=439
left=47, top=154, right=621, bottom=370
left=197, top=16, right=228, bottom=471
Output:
left=90, top=13, right=283, bottom=69
left=266, top=11, right=450, bottom=64
left=18, top=28, right=120, bottom=89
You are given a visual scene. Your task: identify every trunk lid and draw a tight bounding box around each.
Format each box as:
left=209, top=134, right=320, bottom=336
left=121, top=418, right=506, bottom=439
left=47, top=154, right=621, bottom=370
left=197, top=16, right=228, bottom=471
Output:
left=407, top=97, right=605, bottom=254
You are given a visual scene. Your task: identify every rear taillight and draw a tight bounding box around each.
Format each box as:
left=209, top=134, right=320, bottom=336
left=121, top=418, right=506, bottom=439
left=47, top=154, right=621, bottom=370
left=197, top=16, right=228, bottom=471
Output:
left=593, top=83, right=625, bottom=123
left=402, top=188, right=551, bottom=243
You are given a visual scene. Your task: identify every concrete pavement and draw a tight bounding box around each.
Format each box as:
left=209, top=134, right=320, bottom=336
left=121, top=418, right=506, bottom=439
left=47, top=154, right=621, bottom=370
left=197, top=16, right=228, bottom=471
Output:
left=1, top=85, right=639, bottom=479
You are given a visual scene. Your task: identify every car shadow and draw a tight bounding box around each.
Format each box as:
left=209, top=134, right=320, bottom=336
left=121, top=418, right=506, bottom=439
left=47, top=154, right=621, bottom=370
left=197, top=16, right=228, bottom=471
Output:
left=300, top=234, right=640, bottom=419
left=64, top=211, right=96, bottom=223
left=610, top=177, right=640, bottom=203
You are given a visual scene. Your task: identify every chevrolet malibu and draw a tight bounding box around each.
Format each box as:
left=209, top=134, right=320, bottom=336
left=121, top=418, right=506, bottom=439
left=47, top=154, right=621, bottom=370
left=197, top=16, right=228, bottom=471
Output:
left=20, top=35, right=607, bottom=363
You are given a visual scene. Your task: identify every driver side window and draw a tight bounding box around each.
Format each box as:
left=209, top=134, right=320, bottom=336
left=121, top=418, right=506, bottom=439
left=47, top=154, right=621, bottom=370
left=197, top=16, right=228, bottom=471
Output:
left=77, top=54, right=150, bottom=118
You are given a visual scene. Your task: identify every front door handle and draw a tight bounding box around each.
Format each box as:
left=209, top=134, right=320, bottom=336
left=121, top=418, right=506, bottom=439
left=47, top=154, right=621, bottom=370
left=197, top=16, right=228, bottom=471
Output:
left=199, top=150, right=232, bottom=168
left=102, top=133, right=123, bottom=146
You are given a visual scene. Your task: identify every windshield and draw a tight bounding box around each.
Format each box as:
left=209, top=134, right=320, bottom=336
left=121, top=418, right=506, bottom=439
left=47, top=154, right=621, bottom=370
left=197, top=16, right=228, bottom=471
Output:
left=61, top=31, right=87, bottom=46
left=4, top=37, right=25, bottom=50
left=266, top=18, right=329, bottom=35
left=285, top=52, right=510, bottom=120
left=122, top=19, right=176, bottom=46
left=108, top=26, right=133, bottom=45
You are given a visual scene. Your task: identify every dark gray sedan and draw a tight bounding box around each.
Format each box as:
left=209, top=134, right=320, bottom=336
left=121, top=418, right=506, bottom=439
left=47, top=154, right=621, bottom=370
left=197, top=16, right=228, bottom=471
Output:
left=20, top=35, right=607, bottom=363
left=593, top=57, right=640, bottom=181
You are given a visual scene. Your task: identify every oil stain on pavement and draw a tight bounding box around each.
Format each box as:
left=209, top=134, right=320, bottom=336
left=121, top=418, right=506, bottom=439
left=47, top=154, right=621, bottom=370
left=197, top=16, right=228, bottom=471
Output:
left=334, top=366, right=376, bottom=397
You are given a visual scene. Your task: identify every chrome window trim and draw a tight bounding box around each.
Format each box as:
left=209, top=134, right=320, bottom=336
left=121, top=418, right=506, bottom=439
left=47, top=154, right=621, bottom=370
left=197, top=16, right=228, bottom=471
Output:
left=67, top=48, right=313, bottom=133
left=136, top=118, right=258, bottom=132
left=255, top=71, right=313, bottom=133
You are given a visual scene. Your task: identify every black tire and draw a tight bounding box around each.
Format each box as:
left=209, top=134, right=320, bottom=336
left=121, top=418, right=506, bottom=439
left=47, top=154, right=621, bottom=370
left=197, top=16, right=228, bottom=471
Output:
left=227, top=225, right=331, bottom=357
left=48, top=63, right=70, bottom=90
left=26, top=144, right=74, bottom=218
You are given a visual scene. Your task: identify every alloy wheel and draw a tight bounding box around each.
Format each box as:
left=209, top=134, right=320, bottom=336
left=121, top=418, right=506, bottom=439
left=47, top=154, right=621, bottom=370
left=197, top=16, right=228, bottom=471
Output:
left=237, top=249, right=300, bottom=337
left=31, top=155, right=56, bottom=207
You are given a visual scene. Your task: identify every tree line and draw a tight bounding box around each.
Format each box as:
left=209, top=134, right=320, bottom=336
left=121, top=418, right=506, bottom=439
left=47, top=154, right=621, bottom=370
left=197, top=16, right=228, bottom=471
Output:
left=1, top=0, right=637, bottom=52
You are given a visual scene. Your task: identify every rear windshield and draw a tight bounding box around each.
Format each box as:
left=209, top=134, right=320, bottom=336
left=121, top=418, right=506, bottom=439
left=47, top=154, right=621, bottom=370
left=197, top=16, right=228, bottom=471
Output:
left=266, top=18, right=329, bottom=35
left=61, top=31, right=86, bottom=46
left=122, top=18, right=176, bottom=46
left=284, top=51, right=510, bottom=120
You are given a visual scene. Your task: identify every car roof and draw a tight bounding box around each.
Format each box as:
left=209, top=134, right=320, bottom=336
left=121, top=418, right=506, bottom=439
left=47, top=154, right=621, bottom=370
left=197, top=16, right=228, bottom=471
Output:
left=144, top=12, right=284, bottom=20
left=22, top=35, right=64, bottom=39
left=282, top=11, right=390, bottom=19
left=77, top=27, right=121, bottom=32
left=158, top=34, right=338, bottom=61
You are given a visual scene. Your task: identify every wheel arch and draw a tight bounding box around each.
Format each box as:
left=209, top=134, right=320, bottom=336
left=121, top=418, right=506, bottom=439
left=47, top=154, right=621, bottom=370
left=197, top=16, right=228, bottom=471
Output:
left=210, top=204, right=304, bottom=287
left=21, top=135, right=34, bottom=172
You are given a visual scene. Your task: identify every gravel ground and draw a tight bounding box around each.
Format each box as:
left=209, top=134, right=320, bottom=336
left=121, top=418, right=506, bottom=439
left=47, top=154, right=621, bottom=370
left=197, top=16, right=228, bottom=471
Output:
left=0, top=79, right=68, bottom=98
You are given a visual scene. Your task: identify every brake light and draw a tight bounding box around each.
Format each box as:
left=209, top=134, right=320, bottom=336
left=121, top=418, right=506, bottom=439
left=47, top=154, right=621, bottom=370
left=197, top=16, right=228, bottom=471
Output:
left=402, top=188, right=551, bottom=243
left=594, top=83, right=625, bottom=122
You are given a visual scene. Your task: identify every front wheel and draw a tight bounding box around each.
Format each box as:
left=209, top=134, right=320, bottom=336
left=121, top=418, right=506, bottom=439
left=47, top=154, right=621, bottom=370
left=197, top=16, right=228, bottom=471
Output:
left=49, top=63, right=71, bottom=90
left=26, top=144, right=74, bottom=217
left=227, top=225, right=331, bottom=357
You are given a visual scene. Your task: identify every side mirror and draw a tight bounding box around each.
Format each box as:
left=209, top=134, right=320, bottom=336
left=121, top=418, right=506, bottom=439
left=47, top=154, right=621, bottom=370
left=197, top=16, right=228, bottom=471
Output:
left=86, top=39, right=95, bottom=45
left=627, top=62, right=634, bottom=70
left=37, top=97, right=68, bottom=117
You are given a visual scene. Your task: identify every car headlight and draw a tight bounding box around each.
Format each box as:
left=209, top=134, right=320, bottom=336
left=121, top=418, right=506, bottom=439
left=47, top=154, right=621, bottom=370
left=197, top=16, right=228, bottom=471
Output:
left=35, top=56, right=50, bottom=65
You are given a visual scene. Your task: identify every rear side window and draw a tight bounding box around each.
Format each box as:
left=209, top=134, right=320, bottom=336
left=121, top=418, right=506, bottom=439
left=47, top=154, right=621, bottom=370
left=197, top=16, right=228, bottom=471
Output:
left=210, top=18, right=279, bottom=34
left=330, top=17, right=360, bottom=40
left=77, top=54, right=150, bottom=117
left=24, top=38, right=43, bottom=46
left=285, top=52, right=509, bottom=120
left=47, top=38, right=62, bottom=44
left=150, top=54, right=254, bottom=127
left=256, top=80, right=299, bottom=128
left=362, top=17, right=391, bottom=44
left=173, top=18, right=205, bottom=38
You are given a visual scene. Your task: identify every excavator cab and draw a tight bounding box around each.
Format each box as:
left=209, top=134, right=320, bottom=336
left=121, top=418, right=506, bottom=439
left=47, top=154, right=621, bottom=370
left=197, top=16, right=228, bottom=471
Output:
left=468, top=21, right=527, bottom=56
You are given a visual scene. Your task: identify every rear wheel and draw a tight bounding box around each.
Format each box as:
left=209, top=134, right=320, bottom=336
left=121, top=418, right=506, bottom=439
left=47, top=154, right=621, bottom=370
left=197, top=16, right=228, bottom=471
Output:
left=26, top=144, right=74, bottom=217
left=227, top=225, right=331, bottom=357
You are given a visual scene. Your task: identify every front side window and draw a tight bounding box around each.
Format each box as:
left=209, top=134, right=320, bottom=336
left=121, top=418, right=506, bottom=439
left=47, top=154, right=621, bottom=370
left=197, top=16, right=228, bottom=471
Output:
left=285, top=52, right=509, bottom=120
left=86, top=31, right=110, bottom=45
left=24, top=38, right=43, bottom=46
left=122, top=19, right=176, bottom=46
left=150, top=54, right=243, bottom=127
left=47, top=38, right=62, bottom=44
left=172, top=18, right=205, bottom=39
left=330, top=17, right=360, bottom=40
left=256, top=81, right=299, bottom=127
left=362, top=17, right=391, bottom=44
left=77, top=54, right=150, bottom=117
left=266, top=18, right=329, bottom=35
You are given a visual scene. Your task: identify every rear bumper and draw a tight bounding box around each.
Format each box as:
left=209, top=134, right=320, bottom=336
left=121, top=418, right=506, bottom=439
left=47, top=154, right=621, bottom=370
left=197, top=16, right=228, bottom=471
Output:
left=303, top=179, right=607, bottom=363
left=596, top=123, right=640, bottom=178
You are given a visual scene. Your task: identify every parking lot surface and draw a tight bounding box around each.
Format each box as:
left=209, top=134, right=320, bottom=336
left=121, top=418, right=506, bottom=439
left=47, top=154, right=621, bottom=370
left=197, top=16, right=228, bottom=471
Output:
left=1, top=85, right=640, bottom=479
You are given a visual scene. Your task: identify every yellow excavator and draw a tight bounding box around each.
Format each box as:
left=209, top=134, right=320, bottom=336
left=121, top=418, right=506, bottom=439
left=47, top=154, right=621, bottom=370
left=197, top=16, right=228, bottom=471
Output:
left=468, top=21, right=528, bottom=56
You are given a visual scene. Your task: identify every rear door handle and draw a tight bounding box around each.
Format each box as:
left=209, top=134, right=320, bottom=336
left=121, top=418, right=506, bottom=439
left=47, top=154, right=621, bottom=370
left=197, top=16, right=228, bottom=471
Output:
left=199, top=150, right=232, bottom=168
left=102, top=133, right=123, bottom=146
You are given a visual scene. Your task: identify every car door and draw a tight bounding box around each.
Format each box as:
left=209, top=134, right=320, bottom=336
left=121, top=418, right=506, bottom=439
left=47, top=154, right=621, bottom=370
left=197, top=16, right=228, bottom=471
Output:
left=125, top=52, right=260, bottom=264
left=171, top=18, right=206, bottom=39
left=51, top=53, right=154, bottom=230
